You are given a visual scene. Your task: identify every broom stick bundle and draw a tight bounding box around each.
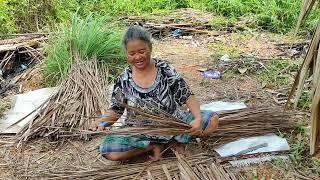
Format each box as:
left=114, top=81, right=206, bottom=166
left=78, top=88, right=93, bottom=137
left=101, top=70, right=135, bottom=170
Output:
left=107, top=103, right=295, bottom=142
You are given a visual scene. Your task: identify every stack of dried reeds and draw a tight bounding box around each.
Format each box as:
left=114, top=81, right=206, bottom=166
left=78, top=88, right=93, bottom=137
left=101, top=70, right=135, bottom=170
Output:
left=108, top=105, right=295, bottom=145
left=22, top=153, right=242, bottom=180
left=15, top=52, right=109, bottom=142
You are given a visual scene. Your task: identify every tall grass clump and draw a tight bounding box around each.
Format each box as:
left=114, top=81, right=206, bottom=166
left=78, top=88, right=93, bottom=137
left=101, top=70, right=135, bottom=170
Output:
left=44, top=13, right=125, bottom=86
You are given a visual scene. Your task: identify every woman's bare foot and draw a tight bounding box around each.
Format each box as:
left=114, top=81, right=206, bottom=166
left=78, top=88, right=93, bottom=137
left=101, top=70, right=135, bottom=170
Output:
left=201, top=114, right=219, bottom=136
left=170, top=142, right=191, bottom=157
left=149, top=144, right=164, bottom=161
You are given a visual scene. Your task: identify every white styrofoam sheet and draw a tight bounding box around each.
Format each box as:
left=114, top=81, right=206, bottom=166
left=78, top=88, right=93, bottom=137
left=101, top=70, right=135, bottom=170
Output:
left=0, top=88, right=57, bottom=134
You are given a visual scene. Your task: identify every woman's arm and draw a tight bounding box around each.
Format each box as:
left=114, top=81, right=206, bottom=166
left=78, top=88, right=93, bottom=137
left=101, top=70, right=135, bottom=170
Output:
left=186, top=95, right=203, bottom=135
left=94, top=110, right=121, bottom=131
left=186, top=95, right=201, bottom=119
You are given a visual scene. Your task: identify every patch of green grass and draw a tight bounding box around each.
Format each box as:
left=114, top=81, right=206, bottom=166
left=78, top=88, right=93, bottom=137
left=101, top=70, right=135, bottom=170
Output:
left=44, top=13, right=125, bottom=86
left=289, top=119, right=309, bottom=164
left=272, top=119, right=309, bottom=169
left=209, top=15, right=237, bottom=29
left=209, top=41, right=244, bottom=59
left=257, top=59, right=299, bottom=88
left=297, top=91, right=311, bottom=110
left=312, top=158, right=320, bottom=176
left=199, top=78, right=212, bottom=88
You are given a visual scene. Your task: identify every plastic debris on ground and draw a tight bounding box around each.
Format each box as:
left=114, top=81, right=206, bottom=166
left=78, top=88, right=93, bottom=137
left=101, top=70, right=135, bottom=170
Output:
left=202, top=70, right=222, bottom=79
left=0, top=87, right=57, bottom=134
left=200, top=101, right=247, bottom=112
left=172, top=28, right=183, bottom=38
left=214, top=133, right=290, bottom=167
left=220, top=54, right=231, bottom=61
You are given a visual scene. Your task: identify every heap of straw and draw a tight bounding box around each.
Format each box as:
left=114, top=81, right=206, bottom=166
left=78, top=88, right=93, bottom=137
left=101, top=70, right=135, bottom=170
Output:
left=108, top=105, right=295, bottom=144
left=22, top=153, right=242, bottom=180
left=15, top=53, right=109, bottom=142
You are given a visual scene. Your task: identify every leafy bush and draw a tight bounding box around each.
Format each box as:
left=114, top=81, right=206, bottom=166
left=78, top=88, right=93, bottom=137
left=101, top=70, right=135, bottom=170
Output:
left=0, top=0, right=16, bottom=33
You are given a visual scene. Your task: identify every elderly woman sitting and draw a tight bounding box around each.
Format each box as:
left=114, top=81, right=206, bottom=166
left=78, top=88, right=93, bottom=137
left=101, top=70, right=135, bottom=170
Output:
left=95, top=26, right=219, bottom=161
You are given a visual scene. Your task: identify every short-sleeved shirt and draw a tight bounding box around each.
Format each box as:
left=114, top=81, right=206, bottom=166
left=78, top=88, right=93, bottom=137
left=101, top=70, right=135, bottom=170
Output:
left=110, top=59, right=193, bottom=125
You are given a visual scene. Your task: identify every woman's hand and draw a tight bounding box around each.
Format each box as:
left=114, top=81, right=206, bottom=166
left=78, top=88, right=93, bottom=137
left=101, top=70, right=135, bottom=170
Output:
left=187, top=117, right=203, bottom=136
left=90, top=120, right=105, bottom=131
left=90, top=120, right=109, bottom=131
left=89, top=110, right=120, bottom=131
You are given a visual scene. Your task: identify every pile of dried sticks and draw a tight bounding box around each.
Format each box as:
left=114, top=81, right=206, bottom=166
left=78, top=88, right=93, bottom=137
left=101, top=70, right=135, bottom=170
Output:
left=15, top=52, right=109, bottom=143
left=22, top=153, right=242, bottom=180
left=120, top=9, right=225, bottom=38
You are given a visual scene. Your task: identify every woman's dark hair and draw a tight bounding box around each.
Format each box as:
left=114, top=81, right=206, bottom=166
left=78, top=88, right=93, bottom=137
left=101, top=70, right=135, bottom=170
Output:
left=123, top=26, right=152, bottom=49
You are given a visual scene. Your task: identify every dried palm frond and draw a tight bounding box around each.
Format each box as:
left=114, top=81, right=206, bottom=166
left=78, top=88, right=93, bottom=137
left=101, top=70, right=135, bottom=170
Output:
left=14, top=52, right=109, bottom=143
left=22, top=153, right=240, bottom=180
left=175, top=152, right=239, bottom=180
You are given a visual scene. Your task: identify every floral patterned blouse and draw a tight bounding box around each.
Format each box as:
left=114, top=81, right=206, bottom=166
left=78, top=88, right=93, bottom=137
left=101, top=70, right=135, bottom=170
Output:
left=110, top=59, right=193, bottom=125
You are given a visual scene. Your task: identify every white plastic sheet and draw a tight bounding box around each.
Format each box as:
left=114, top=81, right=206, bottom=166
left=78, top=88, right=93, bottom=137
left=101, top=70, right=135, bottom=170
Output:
left=214, top=133, right=290, bottom=167
left=200, top=101, right=247, bottom=112
left=215, top=133, right=290, bottom=157
left=0, top=88, right=57, bottom=134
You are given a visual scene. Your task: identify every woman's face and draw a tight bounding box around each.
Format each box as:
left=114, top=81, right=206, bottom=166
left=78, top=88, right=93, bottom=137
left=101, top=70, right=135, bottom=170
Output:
left=126, top=39, right=152, bottom=70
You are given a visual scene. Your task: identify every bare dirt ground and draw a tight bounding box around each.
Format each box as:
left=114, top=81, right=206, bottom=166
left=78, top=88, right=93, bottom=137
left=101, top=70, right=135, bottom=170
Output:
left=0, top=8, right=318, bottom=180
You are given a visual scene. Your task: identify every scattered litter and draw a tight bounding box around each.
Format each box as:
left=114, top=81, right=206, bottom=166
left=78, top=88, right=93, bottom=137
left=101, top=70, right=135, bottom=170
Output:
left=172, top=29, right=183, bottom=38
left=238, top=67, right=247, bottom=74
left=20, top=64, right=28, bottom=70
left=201, top=70, right=222, bottom=79
left=220, top=54, right=231, bottom=61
